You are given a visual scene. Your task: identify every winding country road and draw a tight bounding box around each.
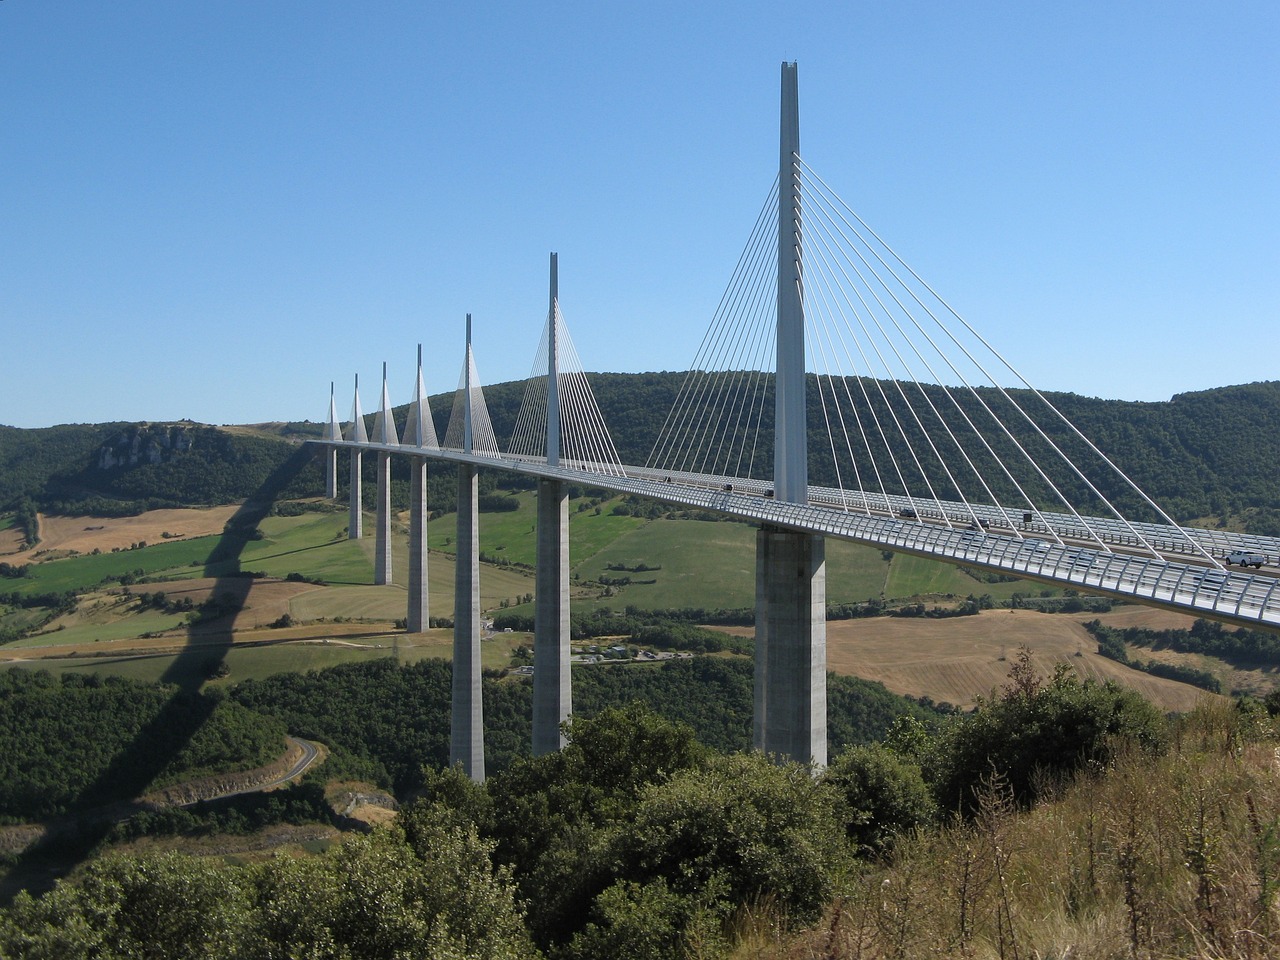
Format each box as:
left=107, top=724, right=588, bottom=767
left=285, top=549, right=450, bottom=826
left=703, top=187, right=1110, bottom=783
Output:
left=176, top=736, right=323, bottom=807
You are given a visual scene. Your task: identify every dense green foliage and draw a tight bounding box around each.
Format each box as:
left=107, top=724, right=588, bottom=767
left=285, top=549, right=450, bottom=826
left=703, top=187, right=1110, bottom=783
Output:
left=575, top=374, right=1280, bottom=531
left=0, top=657, right=1189, bottom=959
left=0, top=821, right=539, bottom=960
left=926, top=650, right=1167, bottom=816
left=1087, top=616, right=1280, bottom=669
left=325, top=374, right=1280, bottom=534
left=0, top=423, right=323, bottom=515
left=0, top=671, right=287, bottom=820
left=472, top=706, right=854, bottom=956
left=107, top=782, right=336, bottom=842
left=0, top=424, right=127, bottom=509
left=1085, top=620, right=1223, bottom=692
left=229, top=657, right=937, bottom=796
left=823, top=742, right=936, bottom=857
left=4, top=377, right=1279, bottom=531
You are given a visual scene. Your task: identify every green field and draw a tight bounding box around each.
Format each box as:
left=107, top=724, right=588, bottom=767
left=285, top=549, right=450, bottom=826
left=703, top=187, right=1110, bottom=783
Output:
left=9, top=535, right=224, bottom=596
left=3, top=628, right=532, bottom=687
left=12, top=608, right=187, bottom=648
left=574, top=519, right=758, bottom=610
left=884, top=552, right=1055, bottom=602
left=428, top=492, right=649, bottom=570
left=238, top=513, right=373, bottom=584
left=2, top=494, right=1056, bottom=686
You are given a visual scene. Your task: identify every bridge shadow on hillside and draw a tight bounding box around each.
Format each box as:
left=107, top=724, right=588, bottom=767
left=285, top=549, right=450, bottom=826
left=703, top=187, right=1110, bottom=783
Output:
left=0, top=445, right=320, bottom=904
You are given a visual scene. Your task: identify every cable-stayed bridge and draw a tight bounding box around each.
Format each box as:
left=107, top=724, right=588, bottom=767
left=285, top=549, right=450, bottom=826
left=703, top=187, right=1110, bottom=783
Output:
left=312, top=63, right=1279, bottom=779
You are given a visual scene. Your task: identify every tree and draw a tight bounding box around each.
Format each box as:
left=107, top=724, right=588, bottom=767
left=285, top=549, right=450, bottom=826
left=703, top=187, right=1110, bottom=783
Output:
left=928, top=649, right=1166, bottom=816
left=0, top=852, right=250, bottom=960
left=0, top=827, right=539, bottom=960
left=612, top=752, right=852, bottom=929
left=483, top=703, right=707, bottom=950
left=824, top=742, right=936, bottom=857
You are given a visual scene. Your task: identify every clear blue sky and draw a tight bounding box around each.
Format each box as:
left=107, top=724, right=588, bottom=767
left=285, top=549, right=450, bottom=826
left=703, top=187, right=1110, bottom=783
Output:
left=2, top=1, right=1275, bottom=429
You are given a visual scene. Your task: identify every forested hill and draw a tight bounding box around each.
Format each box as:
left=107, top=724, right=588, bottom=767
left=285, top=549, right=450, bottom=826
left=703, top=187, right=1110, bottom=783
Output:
left=0, top=422, right=322, bottom=517
left=2, top=378, right=1278, bottom=533
left=480, top=375, right=1280, bottom=535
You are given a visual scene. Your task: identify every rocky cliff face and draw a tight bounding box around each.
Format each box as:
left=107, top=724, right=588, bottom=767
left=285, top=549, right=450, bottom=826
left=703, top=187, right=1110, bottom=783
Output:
left=96, top=423, right=194, bottom=470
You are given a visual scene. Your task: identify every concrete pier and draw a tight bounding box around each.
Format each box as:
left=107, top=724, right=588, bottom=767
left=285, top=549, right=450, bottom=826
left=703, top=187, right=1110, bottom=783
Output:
left=754, top=524, right=827, bottom=767
left=348, top=450, right=363, bottom=540
left=753, top=63, right=826, bottom=768
left=451, top=463, right=485, bottom=781
left=374, top=452, right=393, bottom=585
left=532, top=477, right=571, bottom=755
left=407, top=456, right=429, bottom=632
left=324, top=448, right=337, bottom=499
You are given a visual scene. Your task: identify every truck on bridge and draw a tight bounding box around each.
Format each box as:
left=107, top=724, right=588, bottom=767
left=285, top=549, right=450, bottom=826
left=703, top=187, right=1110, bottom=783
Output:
left=1225, top=550, right=1269, bottom=569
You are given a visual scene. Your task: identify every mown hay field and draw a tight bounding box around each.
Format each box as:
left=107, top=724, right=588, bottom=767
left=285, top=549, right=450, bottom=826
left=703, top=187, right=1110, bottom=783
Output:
left=6, top=506, right=242, bottom=562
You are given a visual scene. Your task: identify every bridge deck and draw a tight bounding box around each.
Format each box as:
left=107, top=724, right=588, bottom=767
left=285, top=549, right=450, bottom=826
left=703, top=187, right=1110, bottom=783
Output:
left=317, top=440, right=1280, bottom=631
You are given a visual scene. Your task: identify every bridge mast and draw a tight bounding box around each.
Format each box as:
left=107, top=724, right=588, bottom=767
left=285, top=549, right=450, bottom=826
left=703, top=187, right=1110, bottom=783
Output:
left=533, top=252, right=572, bottom=755
left=775, top=60, right=806, bottom=505
left=407, top=345, right=431, bottom=633
left=546, top=253, right=561, bottom=469
left=347, top=374, right=366, bottom=540
left=452, top=313, right=485, bottom=780
left=756, top=61, right=827, bottom=768
left=323, top=382, right=339, bottom=499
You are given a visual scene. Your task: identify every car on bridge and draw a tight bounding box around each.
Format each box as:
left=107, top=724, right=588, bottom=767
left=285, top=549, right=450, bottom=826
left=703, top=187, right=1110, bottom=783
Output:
left=1224, top=550, right=1268, bottom=569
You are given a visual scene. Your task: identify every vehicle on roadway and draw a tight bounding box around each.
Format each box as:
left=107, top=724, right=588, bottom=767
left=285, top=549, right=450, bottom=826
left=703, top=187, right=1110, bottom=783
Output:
left=1224, top=550, right=1268, bottom=569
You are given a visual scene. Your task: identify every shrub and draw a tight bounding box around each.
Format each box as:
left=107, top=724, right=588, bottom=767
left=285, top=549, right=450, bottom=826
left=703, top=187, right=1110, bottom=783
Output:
left=824, top=743, right=936, bottom=857
left=928, top=649, right=1166, bottom=816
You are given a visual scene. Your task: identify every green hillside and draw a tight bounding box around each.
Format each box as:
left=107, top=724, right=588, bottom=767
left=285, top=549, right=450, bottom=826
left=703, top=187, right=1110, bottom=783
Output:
left=4, top=377, right=1280, bottom=533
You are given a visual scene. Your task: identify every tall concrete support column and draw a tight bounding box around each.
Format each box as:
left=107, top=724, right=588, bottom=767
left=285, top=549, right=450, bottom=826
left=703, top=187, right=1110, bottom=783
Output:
left=374, top=452, right=393, bottom=585
left=532, top=477, right=571, bottom=755
left=755, top=62, right=825, bottom=768
left=324, top=448, right=338, bottom=499
left=346, top=374, right=367, bottom=541
left=348, top=450, right=363, bottom=540
left=407, top=457, right=429, bottom=633
left=452, top=464, right=485, bottom=780
left=754, top=525, right=827, bottom=767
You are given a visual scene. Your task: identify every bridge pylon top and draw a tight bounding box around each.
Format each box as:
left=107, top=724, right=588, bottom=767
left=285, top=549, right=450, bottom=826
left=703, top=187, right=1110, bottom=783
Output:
left=372, top=361, right=400, bottom=447
left=323, top=381, right=342, bottom=443
left=443, top=314, right=500, bottom=456
left=346, top=373, right=368, bottom=444
left=403, top=343, right=440, bottom=450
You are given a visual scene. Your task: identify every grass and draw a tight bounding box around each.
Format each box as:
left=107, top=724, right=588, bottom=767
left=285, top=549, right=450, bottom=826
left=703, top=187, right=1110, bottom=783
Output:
left=13, top=609, right=188, bottom=648
left=2, top=628, right=534, bottom=686
left=9, top=536, right=224, bottom=596
left=238, top=513, right=372, bottom=584
left=568, top=520, right=908, bottom=613
left=826, top=540, right=894, bottom=602
left=0, top=606, right=47, bottom=637
left=770, top=701, right=1280, bottom=959
left=427, top=492, right=649, bottom=570
left=3, top=498, right=1091, bottom=697
left=883, top=550, right=1042, bottom=602
left=1, top=643, right=395, bottom=687
left=573, top=518, right=759, bottom=610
